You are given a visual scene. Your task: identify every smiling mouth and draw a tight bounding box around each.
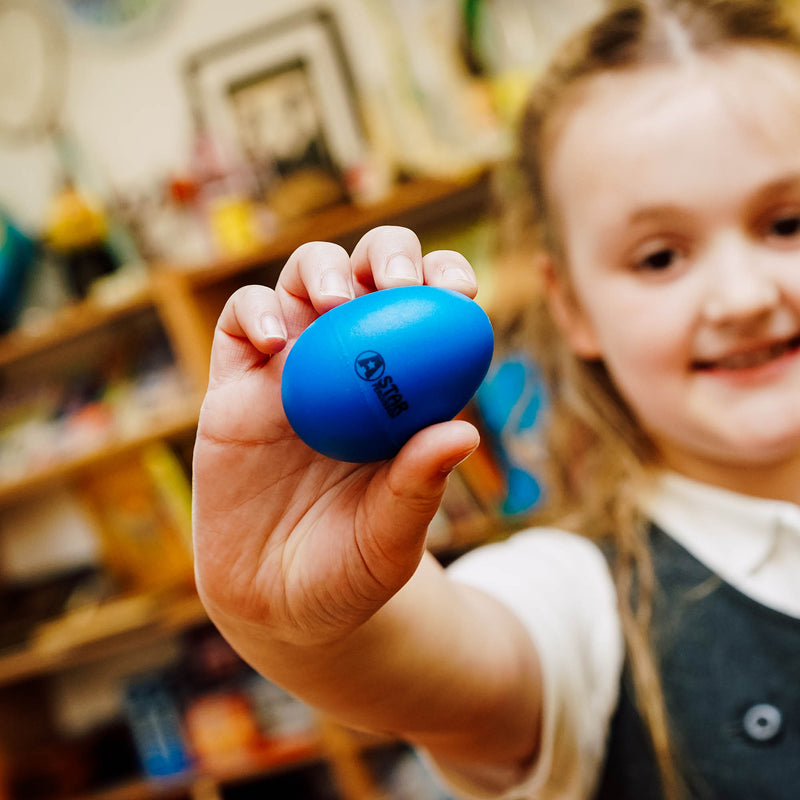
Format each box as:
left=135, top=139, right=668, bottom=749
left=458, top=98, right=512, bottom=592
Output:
left=694, top=334, right=800, bottom=371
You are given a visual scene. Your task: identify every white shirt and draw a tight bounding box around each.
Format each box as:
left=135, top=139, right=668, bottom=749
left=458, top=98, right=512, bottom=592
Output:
left=442, top=473, right=800, bottom=799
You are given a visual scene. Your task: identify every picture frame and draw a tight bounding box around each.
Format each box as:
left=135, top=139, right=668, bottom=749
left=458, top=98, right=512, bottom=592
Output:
left=183, top=7, right=370, bottom=216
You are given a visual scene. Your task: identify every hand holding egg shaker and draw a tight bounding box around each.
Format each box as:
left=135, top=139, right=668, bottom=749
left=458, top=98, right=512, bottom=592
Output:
left=281, top=285, right=494, bottom=462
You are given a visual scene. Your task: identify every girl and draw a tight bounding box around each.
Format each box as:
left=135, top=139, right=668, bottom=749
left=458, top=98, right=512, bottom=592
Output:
left=192, top=1, right=800, bottom=797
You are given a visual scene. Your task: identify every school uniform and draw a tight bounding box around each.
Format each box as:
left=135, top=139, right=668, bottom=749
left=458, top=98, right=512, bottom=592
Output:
left=439, top=473, right=800, bottom=799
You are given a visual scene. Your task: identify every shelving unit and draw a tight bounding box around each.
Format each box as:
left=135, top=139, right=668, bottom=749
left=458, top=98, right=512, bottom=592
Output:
left=175, top=171, right=493, bottom=291
left=61, top=730, right=396, bottom=800
left=0, top=407, right=201, bottom=507
left=0, top=288, right=155, bottom=370
left=149, top=171, right=495, bottom=390
left=0, top=593, right=207, bottom=689
left=70, top=737, right=323, bottom=800
left=0, top=172, right=492, bottom=500
left=0, top=172, right=497, bottom=800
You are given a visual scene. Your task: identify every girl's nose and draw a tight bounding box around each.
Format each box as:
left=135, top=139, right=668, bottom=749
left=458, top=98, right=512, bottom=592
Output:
left=702, top=237, right=780, bottom=325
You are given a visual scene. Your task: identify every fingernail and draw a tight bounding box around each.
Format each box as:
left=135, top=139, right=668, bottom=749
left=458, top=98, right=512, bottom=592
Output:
left=441, top=264, right=473, bottom=283
left=260, top=314, right=287, bottom=340
left=320, top=270, right=352, bottom=298
left=386, top=254, right=418, bottom=282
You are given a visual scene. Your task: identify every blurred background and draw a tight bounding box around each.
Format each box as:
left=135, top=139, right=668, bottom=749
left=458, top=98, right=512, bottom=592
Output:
left=0, top=2, right=602, bottom=799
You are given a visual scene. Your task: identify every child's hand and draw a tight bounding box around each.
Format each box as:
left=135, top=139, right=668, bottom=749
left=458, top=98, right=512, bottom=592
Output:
left=192, top=226, right=482, bottom=647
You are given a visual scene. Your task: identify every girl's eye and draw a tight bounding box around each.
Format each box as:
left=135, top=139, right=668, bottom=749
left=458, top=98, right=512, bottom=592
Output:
left=768, top=214, right=800, bottom=239
left=637, top=247, right=678, bottom=272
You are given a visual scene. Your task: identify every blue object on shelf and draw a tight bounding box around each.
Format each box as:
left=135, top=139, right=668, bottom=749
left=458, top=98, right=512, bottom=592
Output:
left=124, top=674, right=192, bottom=778
left=282, top=286, right=494, bottom=463
left=475, top=353, right=547, bottom=515
left=0, top=212, right=36, bottom=333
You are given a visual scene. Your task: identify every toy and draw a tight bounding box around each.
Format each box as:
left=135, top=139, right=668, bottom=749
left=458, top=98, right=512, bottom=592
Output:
left=281, top=286, right=494, bottom=462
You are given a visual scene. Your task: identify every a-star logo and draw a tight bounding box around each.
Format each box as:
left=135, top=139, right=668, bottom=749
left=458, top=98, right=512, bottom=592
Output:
left=354, top=351, right=409, bottom=418
left=355, top=351, right=386, bottom=381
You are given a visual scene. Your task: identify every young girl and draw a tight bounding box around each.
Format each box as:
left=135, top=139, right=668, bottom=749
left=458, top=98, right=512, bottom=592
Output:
left=192, top=1, right=800, bottom=797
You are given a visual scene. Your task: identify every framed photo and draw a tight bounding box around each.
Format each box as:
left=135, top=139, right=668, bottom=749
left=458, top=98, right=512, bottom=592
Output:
left=183, top=7, right=369, bottom=216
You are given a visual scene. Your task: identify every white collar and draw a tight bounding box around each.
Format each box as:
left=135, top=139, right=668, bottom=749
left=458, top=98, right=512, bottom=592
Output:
left=641, top=472, right=800, bottom=618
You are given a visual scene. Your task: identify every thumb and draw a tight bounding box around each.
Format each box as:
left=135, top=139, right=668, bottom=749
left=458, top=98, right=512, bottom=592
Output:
left=369, top=419, right=481, bottom=553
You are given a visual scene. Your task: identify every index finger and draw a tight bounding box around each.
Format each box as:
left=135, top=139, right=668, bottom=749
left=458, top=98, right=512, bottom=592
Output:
left=208, top=284, right=287, bottom=388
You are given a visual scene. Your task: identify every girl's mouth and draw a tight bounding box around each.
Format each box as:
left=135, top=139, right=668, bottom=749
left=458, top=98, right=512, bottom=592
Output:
left=693, top=334, right=800, bottom=371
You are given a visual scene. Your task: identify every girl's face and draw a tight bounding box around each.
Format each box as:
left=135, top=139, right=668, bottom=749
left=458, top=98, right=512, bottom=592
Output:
left=545, top=46, right=800, bottom=492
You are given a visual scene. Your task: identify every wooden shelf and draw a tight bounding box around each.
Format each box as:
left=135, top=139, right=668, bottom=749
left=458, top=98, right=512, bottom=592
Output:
left=0, top=592, right=207, bottom=688
left=64, top=730, right=398, bottom=800
left=66, top=734, right=323, bottom=800
left=0, top=286, right=155, bottom=369
left=0, top=171, right=498, bottom=800
left=161, top=172, right=493, bottom=289
left=0, top=174, right=492, bottom=371
left=0, top=174, right=492, bottom=508
left=0, top=402, right=201, bottom=506
left=0, top=520, right=496, bottom=689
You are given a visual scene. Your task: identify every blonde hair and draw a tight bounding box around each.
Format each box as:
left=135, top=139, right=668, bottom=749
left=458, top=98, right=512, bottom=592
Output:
left=502, top=1, right=800, bottom=797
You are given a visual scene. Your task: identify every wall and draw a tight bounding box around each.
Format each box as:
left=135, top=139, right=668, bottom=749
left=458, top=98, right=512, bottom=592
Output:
left=0, top=0, right=394, bottom=230
left=0, top=0, right=603, bottom=233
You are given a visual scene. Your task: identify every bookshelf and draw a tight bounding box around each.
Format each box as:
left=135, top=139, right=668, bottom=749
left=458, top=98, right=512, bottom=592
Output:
left=0, top=288, right=155, bottom=369
left=0, top=173, right=493, bottom=501
left=0, top=171, right=500, bottom=800
left=0, top=593, right=206, bottom=688
left=0, top=405, right=201, bottom=506
left=66, top=736, right=323, bottom=800
left=58, top=729, right=399, bottom=800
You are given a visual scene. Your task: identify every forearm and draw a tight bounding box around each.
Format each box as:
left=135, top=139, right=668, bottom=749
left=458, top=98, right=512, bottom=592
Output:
left=202, top=551, right=542, bottom=781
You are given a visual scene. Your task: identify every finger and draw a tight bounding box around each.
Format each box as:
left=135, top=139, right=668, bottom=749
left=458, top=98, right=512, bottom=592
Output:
left=278, top=241, right=355, bottom=316
left=350, top=226, right=424, bottom=291
left=363, top=419, right=481, bottom=560
left=209, top=284, right=287, bottom=385
left=421, top=249, right=479, bottom=298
